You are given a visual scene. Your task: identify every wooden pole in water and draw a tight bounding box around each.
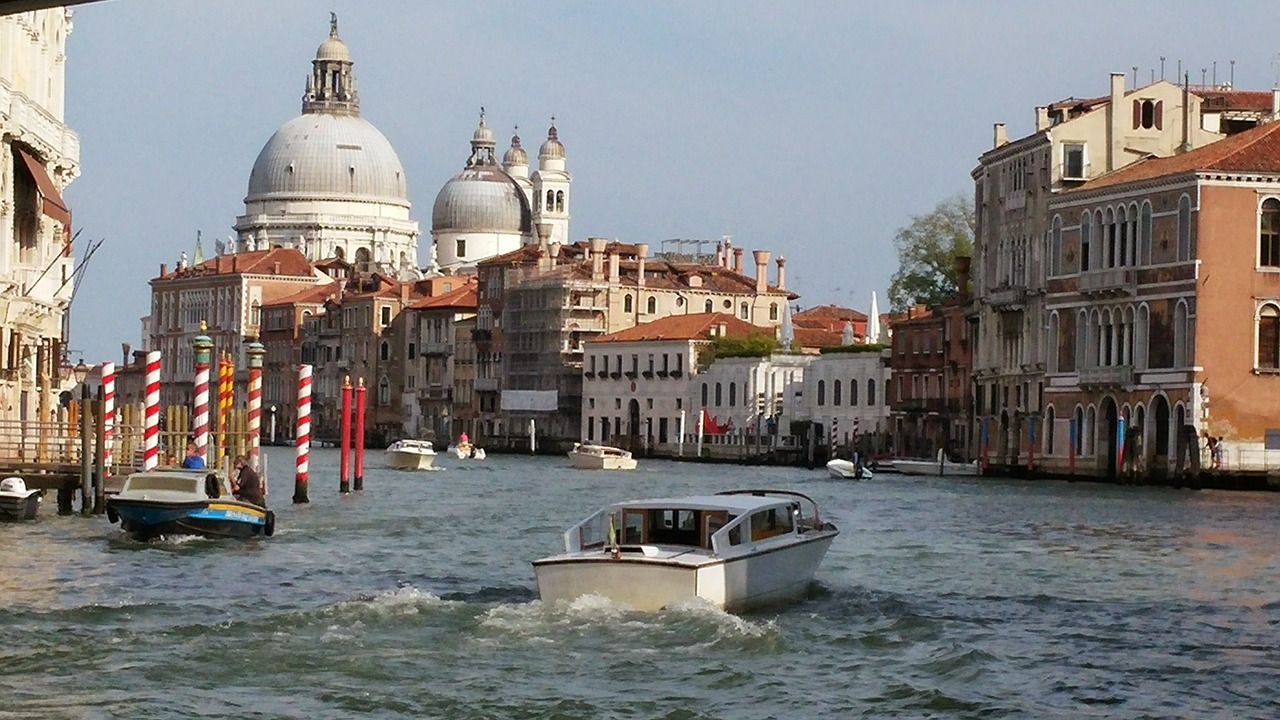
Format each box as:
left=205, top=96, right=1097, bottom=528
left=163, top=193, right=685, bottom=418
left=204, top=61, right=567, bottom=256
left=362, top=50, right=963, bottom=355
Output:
left=353, top=378, right=366, bottom=491
left=94, top=386, right=106, bottom=514
left=293, top=364, right=312, bottom=504
left=339, top=376, right=352, bottom=494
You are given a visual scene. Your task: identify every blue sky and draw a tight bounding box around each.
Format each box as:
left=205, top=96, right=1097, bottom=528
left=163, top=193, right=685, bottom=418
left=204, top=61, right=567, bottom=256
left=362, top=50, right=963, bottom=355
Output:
left=62, top=0, right=1280, bottom=361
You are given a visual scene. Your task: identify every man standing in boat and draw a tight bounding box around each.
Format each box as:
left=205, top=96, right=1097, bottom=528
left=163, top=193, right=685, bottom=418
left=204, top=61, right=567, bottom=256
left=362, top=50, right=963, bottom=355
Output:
left=232, top=455, right=264, bottom=506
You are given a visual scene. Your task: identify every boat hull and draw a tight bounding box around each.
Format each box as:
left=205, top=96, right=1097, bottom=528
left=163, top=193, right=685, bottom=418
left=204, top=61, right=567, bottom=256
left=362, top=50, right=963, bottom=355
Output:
left=533, top=531, right=836, bottom=612
left=106, top=498, right=272, bottom=541
left=0, top=491, right=42, bottom=520
left=568, top=453, right=637, bottom=470
left=825, top=459, right=873, bottom=480
left=893, top=459, right=980, bottom=476
left=385, top=450, right=435, bottom=470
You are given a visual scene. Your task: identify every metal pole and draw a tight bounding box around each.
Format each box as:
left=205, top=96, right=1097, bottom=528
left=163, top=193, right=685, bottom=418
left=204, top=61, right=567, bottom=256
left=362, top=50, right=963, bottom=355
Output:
left=80, top=382, right=92, bottom=516
left=529, top=418, right=536, bottom=455
left=678, top=409, right=686, bottom=458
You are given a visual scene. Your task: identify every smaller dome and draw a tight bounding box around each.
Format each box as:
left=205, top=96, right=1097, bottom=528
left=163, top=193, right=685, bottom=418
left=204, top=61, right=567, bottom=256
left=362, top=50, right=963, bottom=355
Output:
left=473, top=115, right=495, bottom=146
left=316, top=36, right=350, bottom=62
left=503, top=131, right=528, bottom=167
left=432, top=165, right=532, bottom=235
left=539, top=122, right=565, bottom=160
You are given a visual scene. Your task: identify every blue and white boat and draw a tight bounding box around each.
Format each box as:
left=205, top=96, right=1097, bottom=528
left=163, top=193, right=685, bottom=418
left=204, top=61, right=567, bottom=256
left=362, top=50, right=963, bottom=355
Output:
left=106, top=469, right=274, bottom=541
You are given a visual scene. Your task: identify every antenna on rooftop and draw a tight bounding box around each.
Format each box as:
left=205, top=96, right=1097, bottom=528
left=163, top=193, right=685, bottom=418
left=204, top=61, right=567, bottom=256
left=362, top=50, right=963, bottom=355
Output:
left=1132, top=66, right=1138, bottom=87
left=1160, top=56, right=1166, bottom=81
left=1272, top=53, right=1280, bottom=89
left=1229, top=59, right=1235, bottom=89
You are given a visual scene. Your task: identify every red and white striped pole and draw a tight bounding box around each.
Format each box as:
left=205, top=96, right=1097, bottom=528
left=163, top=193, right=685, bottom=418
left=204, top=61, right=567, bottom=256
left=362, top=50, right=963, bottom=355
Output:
left=192, top=327, right=213, bottom=464
left=246, top=341, right=265, bottom=471
left=143, top=351, right=161, bottom=471
left=100, top=361, right=115, bottom=474
left=293, top=364, right=311, bottom=504
left=339, top=376, right=352, bottom=494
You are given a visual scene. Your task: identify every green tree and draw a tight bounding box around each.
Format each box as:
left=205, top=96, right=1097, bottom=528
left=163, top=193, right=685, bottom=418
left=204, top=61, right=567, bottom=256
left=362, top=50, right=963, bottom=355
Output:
left=887, top=194, right=975, bottom=311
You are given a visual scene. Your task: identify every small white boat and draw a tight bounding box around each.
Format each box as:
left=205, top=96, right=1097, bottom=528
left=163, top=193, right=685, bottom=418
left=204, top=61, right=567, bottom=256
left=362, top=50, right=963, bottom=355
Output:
left=533, top=489, right=838, bottom=612
left=448, top=441, right=486, bottom=460
left=385, top=439, right=436, bottom=470
left=567, top=443, right=637, bottom=470
left=0, top=477, right=44, bottom=520
left=825, top=458, right=873, bottom=480
left=893, top=449, right=980, bottom=476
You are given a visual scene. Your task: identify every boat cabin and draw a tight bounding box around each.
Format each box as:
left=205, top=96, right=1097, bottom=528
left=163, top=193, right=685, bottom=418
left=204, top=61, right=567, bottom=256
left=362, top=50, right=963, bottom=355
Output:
left=565, top=491, right=820, bottom=556
left=120, top=470, right=234, bottom=500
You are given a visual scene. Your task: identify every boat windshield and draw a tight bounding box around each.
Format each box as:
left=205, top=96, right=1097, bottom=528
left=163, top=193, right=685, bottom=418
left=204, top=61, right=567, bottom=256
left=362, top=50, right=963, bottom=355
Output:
left=124, top=475, right=199, bottom=494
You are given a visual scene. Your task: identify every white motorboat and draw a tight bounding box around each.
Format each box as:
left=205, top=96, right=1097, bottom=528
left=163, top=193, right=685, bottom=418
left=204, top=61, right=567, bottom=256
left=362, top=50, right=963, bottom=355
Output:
left=533, top=489, right=838, bottom=613
left=0, top=477, right=44, bottom=520
left=825, top=458, right=873, bottom=480
left=385, top=439, right=436, bottom=470
left=567, top=443, right=637, bottom=470
left=893, top=449, right=980, bottom=477
left=448, top=441, right=486, bottom=460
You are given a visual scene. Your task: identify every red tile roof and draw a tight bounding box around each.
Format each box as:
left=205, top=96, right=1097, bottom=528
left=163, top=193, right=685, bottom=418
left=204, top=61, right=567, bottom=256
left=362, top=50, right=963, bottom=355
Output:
left=158, top=247, right=315, bottom=280
left=794, top=304, right=867, bottom=322
left=1077, top=119, right=1280, bottom=191
left=1198, top=90, right=1276, bottom=111
left=588, top=312, right=768, bottom=343
left=409, top=282, right=478, bottom=310
left=260, top=282, right=339, bottom=308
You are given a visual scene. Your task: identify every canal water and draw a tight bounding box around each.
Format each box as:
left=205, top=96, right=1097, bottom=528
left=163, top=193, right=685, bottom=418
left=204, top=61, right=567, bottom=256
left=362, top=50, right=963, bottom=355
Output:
left=2, top=448, right=1278, bottom=719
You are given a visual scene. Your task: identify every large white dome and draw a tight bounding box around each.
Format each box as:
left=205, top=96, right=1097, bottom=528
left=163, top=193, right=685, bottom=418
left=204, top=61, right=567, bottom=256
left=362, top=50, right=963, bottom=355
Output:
left=246, top=113, right=409, bottom=206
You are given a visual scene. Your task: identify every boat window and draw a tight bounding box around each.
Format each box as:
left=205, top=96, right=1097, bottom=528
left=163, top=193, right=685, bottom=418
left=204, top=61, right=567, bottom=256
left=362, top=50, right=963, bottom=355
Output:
left=727, top=520, right=742, bottom=546
left=703, top=511, right=728, bottom=548
left=125, top=476, right=199, bottom=494
left=750, top=507, right=792, bottom=541
left=646, top=508, right=701, bottom=546
left=623, top=510, right=645, bottom=544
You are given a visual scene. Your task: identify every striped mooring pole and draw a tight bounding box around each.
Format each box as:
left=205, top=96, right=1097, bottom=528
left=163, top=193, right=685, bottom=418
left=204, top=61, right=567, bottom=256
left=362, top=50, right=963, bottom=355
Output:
left=293, top=364, right=312, bottom=504
left=143, top=351, right=161, bottom=471
left=246, top=340, right=265, bottom=471
left=100, top=361, right=115, bottom=474
left=192, top=328, right=213, bottom=464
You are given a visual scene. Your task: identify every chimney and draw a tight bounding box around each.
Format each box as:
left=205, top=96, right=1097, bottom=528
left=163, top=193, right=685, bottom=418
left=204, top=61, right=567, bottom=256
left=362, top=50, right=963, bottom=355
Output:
left=993, top=123, right=1008, bottom=148
left=955, top=255, right=972, bottom=301
left=1035, top=106, right=1050, bottom=132
left=232, top=255, right=239, bottom=273
left=536, top=243, right=549, bottom=271
left=608, top=248, right=620, bottom=282
left=723, top=237, right=733, bottom=269
left=752, top=250, right=771, bottom=294
left=715, top=242, right=724, bottom=268
left=400, top=283, right=410, bottom=304
left=1108, top=71, right=1125, bottom=171
left=121, top=342, right=131, bottom=366
left=589, top=237, right=607, bottom=280
left=160, top=263, right=167, bottom=277
left=272, top=261, right=281, bottom=275
left=549, top=242, right=562, bottom=269
left=732, top=247, right=744, bottom=274
left=636, top=243, right=648, bottom=288
left=775, top=256, right=786, bottom=290
left=535, top=221, right=553, bottom=247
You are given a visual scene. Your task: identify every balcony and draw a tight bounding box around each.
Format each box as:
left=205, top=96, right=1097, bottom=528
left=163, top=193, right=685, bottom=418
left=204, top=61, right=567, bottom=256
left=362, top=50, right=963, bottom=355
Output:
left=1079, top=365, right=1133, bottom=387
left=475, top=377, right=499, bottom=392
left=1080, top=268, right=1136, bottom=296
left=987, top=285, right=1026, bottom=311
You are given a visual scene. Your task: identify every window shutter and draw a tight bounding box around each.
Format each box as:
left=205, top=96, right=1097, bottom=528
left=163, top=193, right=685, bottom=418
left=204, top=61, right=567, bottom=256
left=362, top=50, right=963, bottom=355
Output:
left=1133, top=99, right=1141, bottom=130
left=1155, top=101, right=1164, bottom=130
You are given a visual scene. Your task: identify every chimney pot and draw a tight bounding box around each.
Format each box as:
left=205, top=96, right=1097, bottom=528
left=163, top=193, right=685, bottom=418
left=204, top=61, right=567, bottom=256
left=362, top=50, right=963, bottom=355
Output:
left=775, top=256, right=787, bottom=290
left=636, top=243, right=649, bottom=288
left=732, top=247, right=745, bottom=274
left=160, top=263, right=167, bottom=277
left=752, top=250, right=771, bottom=294
left=1035, top=106, right=1050, bottom=132
left=993, top=123, right=1008, bottom=148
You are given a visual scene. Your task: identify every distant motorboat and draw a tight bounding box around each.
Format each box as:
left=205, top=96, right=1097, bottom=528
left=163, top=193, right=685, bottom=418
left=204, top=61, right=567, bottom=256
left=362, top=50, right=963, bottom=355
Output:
left=825, top=458, right=873, bottom=480
left=0, top=477, right=43, bottom=520
left=448, top=441, right=486, bottom=460
left=567, top=443, right=637, bottom=470
left=894, top=449, right=980, bottom=477
left=385, top=439, right=436, bottom=470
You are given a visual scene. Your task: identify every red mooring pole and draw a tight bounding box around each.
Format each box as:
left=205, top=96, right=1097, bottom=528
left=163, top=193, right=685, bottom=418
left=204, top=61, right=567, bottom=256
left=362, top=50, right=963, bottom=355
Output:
left=340, top=376, right=352, bottom=494
left=354, top=378, right=366, bottom=491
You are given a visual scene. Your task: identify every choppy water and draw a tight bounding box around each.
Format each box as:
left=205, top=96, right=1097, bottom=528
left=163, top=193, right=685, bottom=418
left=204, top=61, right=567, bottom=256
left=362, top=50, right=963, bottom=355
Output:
left=2, top=448, right=1278, bottom=719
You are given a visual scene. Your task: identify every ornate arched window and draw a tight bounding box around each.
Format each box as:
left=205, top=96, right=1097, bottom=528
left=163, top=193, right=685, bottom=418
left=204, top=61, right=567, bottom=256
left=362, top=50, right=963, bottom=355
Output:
left=1140, top=201, right=1153, bottom=266
left=1258, top=304, right=1280, bottom=369
left=555, top=190, right=564, bottom=212
left=546, top=190, right=555, bottom=210
left=1050, top=215, right=1063, bottom=277
left=1178, top=194, right=1192, bottom=260
left=1260, top=198, right=1280, bottom=268
left=1173, top=300, right=1189, bottom=368
left=1080, top=211, right=1092, bottom=272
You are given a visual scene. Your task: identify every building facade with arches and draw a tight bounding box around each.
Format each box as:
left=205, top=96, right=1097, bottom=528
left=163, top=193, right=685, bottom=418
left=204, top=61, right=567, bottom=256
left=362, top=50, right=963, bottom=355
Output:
left=971, top=72, right=1277, bottom=473
left=1040, top=114, right=1280, bottom=479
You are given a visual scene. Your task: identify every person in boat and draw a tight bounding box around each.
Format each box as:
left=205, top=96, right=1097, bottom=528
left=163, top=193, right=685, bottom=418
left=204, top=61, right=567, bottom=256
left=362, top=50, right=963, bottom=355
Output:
left=181, top=443, right=205, bottom=469
left=232, top=454, right=264, bottom=506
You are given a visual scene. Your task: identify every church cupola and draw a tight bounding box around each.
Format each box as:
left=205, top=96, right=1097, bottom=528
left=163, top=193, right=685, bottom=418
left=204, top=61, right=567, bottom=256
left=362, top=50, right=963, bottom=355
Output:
left=303, top=13, right=360, bottom=116
left=467, top=108, right=497, bottom=167
left=538, top=118, right=566, bottom=172
left=502, top=126, right=529, bottom=178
